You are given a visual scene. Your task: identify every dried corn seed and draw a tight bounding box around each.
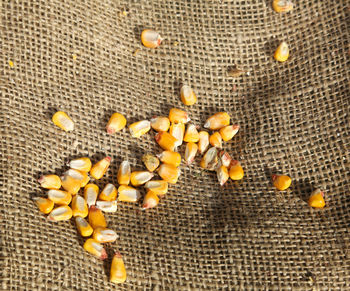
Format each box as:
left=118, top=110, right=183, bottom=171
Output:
left=217, top=165, right=229, bottom=186
left=144, top=180, right=168, bottom=195
left=272, top=174, right=291, bottom=190
left=96, top=200, right=118, bottom=213
left=68, top=157, right=92, bottom=172
left=142, top=154, right=160, bottom=172
left=200, top=147, right=218, bottom=171
left=169, top=108, right=190, bottom=124
left=219, top=124, right=239, bottom=142
left=90, top=157, right=111, bottom=180
left=183, top=124, right=200, bottom=143
left=209, top=132, right=223, bottom=149
left=72, top=195, right=89, bottom=218
left=274, top=42, right=289, bottom=62
left=150, top=116, right=170, bottom=132
left=157, top=151, right=181, bottom=167
left=93, top=227, right=118, bottom=243
left=142, top=191, right=159, bottom=210
left=308, top=189, right=325, bottom=208
left=118, top=185, right=141, bottom=202
left=198, top=131, right=210, bottom=154
left=204, top=112, right=230, bottom=130
left=83, top=238, right=107, bottom=260
left=130, top=171, right=154, bottom=187
left=88, top=206, right=107, bottom=229
left=180, top=85, right=197, bottom=106
left=219, top=151, right=232, bottom=168
left=106, top=113, right=127, bottom=134
left=75, top=217, right=93, bottom=237
left=157, top=163, right=180, bottom=184
left=52, top=111, right=74, bottom=131
left=272, top=0, right=293, bottom=13
left=229, top=160, right=244, bottom=181
left=33, top=197, right=54, bottom=214
left=169, top=122, right=185, bottom=148
left=99, top=183, right=118, bottom=201
left=60, top=170, right=82, bottom=195
left=155, top=131, right=177, bottom=151
left=129, top=120, right=151, bottom=138
left=141, top=29, right=163, bottom=48
left=184, top=142, right=198, bottom=165
left=110, top=252, right=127, bottom=283
left=48, top=205, right=72, bottom=221
left=47, top=189, right=72, bottom=205
left=117, top=161, right=131, bottom=185
left=38, top=174, right=61, bottom=189
left=84, top=184, right=99, bottom=208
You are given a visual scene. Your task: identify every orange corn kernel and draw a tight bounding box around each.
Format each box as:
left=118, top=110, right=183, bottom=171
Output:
left=47, top=206, right=72, bottom=221
left=204, top=112, right=230, bottom=130
left=72, top=195, right=89, bottom=218
left=183, top=124, right=200, bottom=143
left=200, top=147, right=218, bottom=171
left=118, top=185, right=141, bottom=202
left=155, top=131, right=177, bottom=151
left=47, top=189, right=72, bottom=205
left=150, top=116, right=170, bottom=132
left=110, top=252, right=127, bottom=283
left=142, top=154, right=160, bottom=172
left=90, top=156, right=111, bottom=180
left=169, top=108, right=190, bottom=124
left=93, top=227, right=118, bottom=243
left=217, top=165, right=229, bottom=186
left=99, top=183, right=118, bottom=201
left=83, top=238, right=107, bottom=260
left=184, top=142, right=198, bottom=165
left=88, top=206, right=107, bottom=229
left=308, top=189, right=325, bottom=208
left=60, top=170, right=82, bottom=195
left=33, top=197, right=54, bottom=214
left=52, top=111, right=74, bottom=131
left=129, top=120, right=151, bottom=138
left=141, top=29, right=163, bottom=48
left=219, top=151, right=232, bottom=168
left=117, top=161, right=131, bottom=185
left=157, top=163, right=180, bottom=184
left=219, top=124, right=239, bottom=142
left=130, top=171, right=154, bottom=187
left=180, top=85, right=197, bottom=106
left=272, top=0, right=293, bottom=13
left=144, top=180, right=168, bottom=195
left=274, top=42, right=289, bottom=62
left=209, top=132, right=223, bottom=149
left=272, top=174, right=291, bottom=190
left=229, top=160, right=244, bottom=180
left=96, top=200, right=118, bottom=213
left=84, top=184, right=99, bottom=208
left=68, top=157, right=92, bottom=172
left=75, top=216, right=94, bottom=237
left=157, top=151, right=181, bottom=167
left=38, top=174, right=61, bottom=189
left=169, top=122, right=185, bottom=148
left=106, top=113, right=127, bottom=134
left=198, top=131, right=210, bottom=154
left=142, top=191, right=159, bottom=210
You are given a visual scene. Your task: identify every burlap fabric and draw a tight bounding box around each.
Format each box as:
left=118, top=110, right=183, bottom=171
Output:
left=1, top=1, right=349, bottom=290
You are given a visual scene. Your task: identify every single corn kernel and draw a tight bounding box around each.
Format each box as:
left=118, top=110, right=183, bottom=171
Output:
left=142, top=191, right=159, bottom=210
left=155, top=131, right=177, bottom=151
left=90, top=157, right=111, bottom=180
left=99, top=183, right=118, bottom=201
left=209, top=132, right=223, bottom=149
left=47, top=205, right=72, bottom=221
left=150, top=116, right=170, bottom=132
left=274, top=41, right=289, bottom=62
left=64, top=168, right=88, bottom=188
left=33, top=197, right=54, bottom=214
left=106, top=113, right=127, bottom=134
left=217, top=165, right=229, bottom=186
left=157, top=163, right=180, bottom=184
left=60, top=170, right=82, bottom=195
left=47, top=189, right=72, bottom=205
left=68, top=157, right=92, bottom=172
left=96, top=200, right=118, bottom=213
left=272, top=174, right=291, bottom=190
left=93, top=227, right=118, bottom=243
left=130, top=171, right=154, bottom=187
left=129, top=120, right=151, bottom=138
left=169, top=122, right=185, bottom=148
left=198, top=131, right=210, bottom=154
left=117, top=161, right=131, bottom=185
left=83, top=238, right=107, bottom=260
left=142, top=154, right=160, bottom=172
left=183, top=124, right=200, bottom=143
left=229, top=160, right=244, bottom=180
left=72, top=195, right=89, bottom=218
left=75, top=216, right=93, bottom=237
left=144, top=180, right=168, bottom=195
left=141, top=29, right=163, bottom=48
left=157, top=151, right=181, bottom=167
left=88, top=206, right=107, bottom=229
left=110, top=252, right=127, bottom=284
left=200, top=147, right=218, bottom=171
left=184, top=142, right=198, bottom=165
left=308, top=189, right=325, bottom=208
left=169, top=108, right=190, bottom=124
left=180, top=85, right=197, bottom=106
left=219, top=151, right=232, bottom=168
left=38, top=174, right=61, bottom=189
left=272, top=0, right=293, bottom=13
left=118, top=185, right=141, bottom=202
left=204, top=112, right=230, bottom=130
left=219, top=124, right=240, bottom=142
left=84, top=184, right=99, bottom=208
left=52, top=111, right=74, bottom=131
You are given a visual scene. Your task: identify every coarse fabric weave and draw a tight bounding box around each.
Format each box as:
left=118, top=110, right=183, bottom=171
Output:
left=1, top=1, right=349, bottom=290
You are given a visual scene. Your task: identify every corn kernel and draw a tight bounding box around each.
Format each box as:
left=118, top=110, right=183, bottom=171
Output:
left=157, top=163, right=180, bottom=184
left=96, top=200, right=118, bottom=213
left=180, top=85, right=197, bottom=106
left=33, top=197, right=54, bottom=214
left=75, top=216, right=93, bottom=237
left=60, top=170, right=83, bottom=195
left=229, top=160, right=244, bottom=180
left=169, top=122, right=185, bottom=148
left=88, top=206, right=107, bottom=229
left=117, top=161, right=131, bottom=185
left=217, top=165, right=229, bottom=186
left=142, top=191, right=159, bottom=210
left=219, top=124, right=239, bottom=142
left=130, top=171, right=154, bottom=187
left=84, top=184, right=99, bottom=208
left=47, top=189, right=72, bottom=205
left=52, top=111, right=74, bottom=131
left=272, top=0, right=293, bottom=13
left=272, top=174, right=291, bottom=190
left=209, top=132, right=223, bottom=148
left=157, top=151, right=181, bottom=167
left=150, top=116, right=170, bottom=132
left=118, top=185, right=141, bottom=202
left=198, top=131, right=210, bottom=154
left=204, top=112, right=230, bottom=130
left=47, top=205, right=72, bottom=221
left=308, top=189, right=325, bottom=208
left=72, top=195, right=89, bottom=218
left=90, top=156, right=111, bottom=180
left=219, top=151, right=232, bottom=168
left=141, top=29, right=163, bottom=48
left=155, top=131, right=177, bottom=151
left=106, top=113, right=127, bottom=134
left=184, top=142, right=198, bottom=165
left=99, top=183, right=118, bottom=201
left=169, top=108, right=190, bottom=124
left=110, top=252, right=127, bottom=283
left=200, top=147, right=218, bottom=171
left=142, top=154, right=160, bottom=172
left=144, top=180, right=168, bottom=195
left=38, top=174, right=61, bottom=189
left=183, top=124, right=200, bottom=143
left=68, top=157, right=92, bottom=172
left=93, top=227, right=118, bottom=243
left=274, top=42, right=289, bottom=62
left=129, top=120, right=151, bottom=138
left=83, top=238, right=107, bottom=260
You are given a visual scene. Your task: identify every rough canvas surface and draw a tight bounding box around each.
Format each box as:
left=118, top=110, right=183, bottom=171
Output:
left=1, top=1, right=349, bottom=290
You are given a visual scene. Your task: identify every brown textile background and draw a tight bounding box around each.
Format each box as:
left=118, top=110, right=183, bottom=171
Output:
left=1, top=1, right=349, bottom=290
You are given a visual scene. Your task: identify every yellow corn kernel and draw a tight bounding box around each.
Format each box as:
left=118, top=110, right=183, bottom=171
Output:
left=38, top=174, right=61, bottom=189
left=129, top=120, right=151, bottom=138
left=96, top=200, right=118, bottom=213
left=144, top=180, right=168, bottom=195
left=106, top=113, right=127, bottom=134
left=99, top=183, right=118, bottom=201
left=83, top=238, right=107, bottom=260
left=229, top=160, right=244, bottom=180
left=33, top=197, right=54, bottom=214
left=142, top=154, right=160, bottom=172
left=157, top=151, right=181, bottom=167
left=274, top=42, right=289, bottom=62
left=47, top=205, right=72, bottom=221
left=308, top=189, right=325, bottom=208
left=75, top=216, right=94, bottom=237
left=272, top=174, right=291, bottom=190
left=198, top=131, right=210, bottom=154
left=68, top=157, right=92, bottom=172
left=183, top=124, right=200, bottom=143
left=88, top=206, right=107, bottom=229
left=130, top=171, right=154, bottom=187
left=72, top=195, right=89, bottom=218
left=155, top=131, right=177, bottom=151
left=47, top=189, right=72, bottom=205
left=141, top=29, right=163, bottom=48
left=60, top=170, right=82, bottom=195
left=219, top=151, right=232, bottom=168
left=118, top=185, right=141, bottom=202
left=84, top=184, right=99, bottom=208
left=93, top=227, right=118, bottom=243
left=157, top=163, right=180, bottom=184
left=110, top=252, right=127, bottom=284
left=169, top=122, right=185, bottom=148
left=272, top=0, right=293, bottom=13
left=142, top=191, right=159, bottom=210
left=184, top=142, right=198, bottom=165
left=63, top=168, right=87, bottom=187
left=209, top=132, right=223, bottom=149
left=204, top=112, right=230, bottom=130
left=200, top=147, right=218, bottom=171
left=180, top=85, right=197, bottom=106
left=90, top=156, right=111, bottom=180
left=217, top=165, right=229, bottom=186
left=52, top=111, right=74, bottom=131
left=8, top=60, right=14, bottom=68
left=219, top=124, right=240, bottom=142
left=169, top=108, right=190, bottom=124
left=117, top=161, right=131, bottom=185
left=150, top=116, right=170, bottom=132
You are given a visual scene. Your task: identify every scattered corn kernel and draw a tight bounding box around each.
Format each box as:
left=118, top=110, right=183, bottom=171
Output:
left=129, top=120, right=151, bottom=138
left=117, top=161, right=131, bottom=185
left=180, top=85, right=197, bottom=106
left=72, top=195, right=89, bottom=218
left=141, top=29, right=163, bottom=48
left=198, top=131, right=210, bottom=154
left=83, top=238, right=108, bottom=260
left=150, top=116, right=170, bottom=132
left=68, top=157, right=92, bottom=172
left=88, top=206, right=107, bottom=229
left=204, top=112, right=230, bottom=130
left=90, top=156, right=111, bottom=180
left=144, top=180, right=168, bottom=195
left=272, top=0, right=293, bottom=13
left=47, top=189, right=72, bottom=205
left=272, top=174, right=291, bottom=190
left=184, top=142, right=198, bottom=165
left=96, top=200, right=118, bottom=213
left=155, top=131, right=177, bottom=151
left=38, top=174, right=61, bottom=189
left=219, top=151, right=232, bottom=168
left=52, top=111, right=74, bottom=131
left=308, top=189, right=325, bottom=208
left=229, top=160, right=244, bottom=180
left=84, top=184, right=99, bottom=208
left=209, top=132, right=223, bottom=148
left=219, top=124, right=239, bottom=142
left=75, top=216, right=94, bottom=237
left=142, top=154, right=160, bottom=172
left=106, top=113, right=127, bottom=134
left=217, top=165, right=229, bottom=186
left=99, top=183, right=118, bottom=201
left=33, top=197, right=54, bottom=214
left=130, top=171, right=154, bottom=186
left=274, top=41, right=289, bottom=62
left=142, top=191, right=159, bottom=210
left=157, top=163, right=180, bottom=184
left=157, top=151, right=181, bottom=167
left=60, top=170, right=82, bottom=195
left=47, top=205, right=72, bottom=221
left=169, top=108, right=190, bottom=124
left=169, top=122, right=185, bottom=148
left=200, top=147, right=218, bottom=171
left=118, top=185, right=141, bottom=202
left=110, top=252, right=127, bottom=283
left=93, top=227, right=118, bottom=243
left=183, top=124, right=200, bottom=143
